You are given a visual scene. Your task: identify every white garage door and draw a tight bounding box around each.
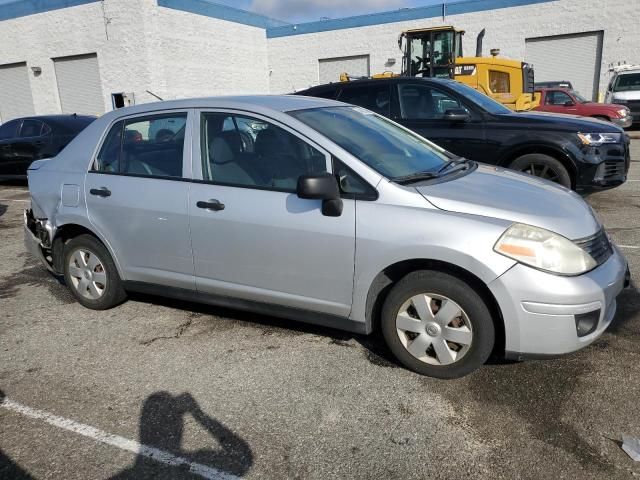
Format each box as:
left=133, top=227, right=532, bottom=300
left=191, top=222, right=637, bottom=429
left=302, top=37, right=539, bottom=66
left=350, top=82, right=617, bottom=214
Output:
left=525, top=31, right=603, bottom=100
left=0, top=62, right=35, bottom=122
left=319, top=55, right=370, bottom=84
left=54, top=53, right=104, bottom=116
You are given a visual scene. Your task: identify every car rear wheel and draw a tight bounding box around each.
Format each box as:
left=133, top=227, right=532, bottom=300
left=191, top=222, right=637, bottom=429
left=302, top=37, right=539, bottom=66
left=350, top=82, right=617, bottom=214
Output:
left=510, top=153, right=572, bottom=188
left=63, top=234, right=126, bottom=310
left=381, top=270, right=495, bottom=379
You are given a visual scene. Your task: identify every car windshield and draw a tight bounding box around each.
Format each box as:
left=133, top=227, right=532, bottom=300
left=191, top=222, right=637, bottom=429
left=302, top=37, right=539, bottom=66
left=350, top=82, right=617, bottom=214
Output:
left=289, top=106, right=450, bottom=179
left=614, top=73, right=640, bottom=92
left=571, top=90, right=589, bottom=103
left=445, top=81, right=512, bottom=114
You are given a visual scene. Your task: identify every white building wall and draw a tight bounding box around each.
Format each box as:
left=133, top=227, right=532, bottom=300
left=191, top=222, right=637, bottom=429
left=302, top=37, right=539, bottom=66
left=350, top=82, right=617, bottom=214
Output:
left=267, top=0, right=640, bottom=97
left=0, top=0, right=159, bottom=116
left=154, top=7, right=269, bottom=100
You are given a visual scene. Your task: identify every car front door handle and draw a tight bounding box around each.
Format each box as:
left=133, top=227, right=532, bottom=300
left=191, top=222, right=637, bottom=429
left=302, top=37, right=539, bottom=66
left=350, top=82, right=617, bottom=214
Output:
left=197, top=199, right=225, bottom=211
left=90, top=187, right=111, bottom=198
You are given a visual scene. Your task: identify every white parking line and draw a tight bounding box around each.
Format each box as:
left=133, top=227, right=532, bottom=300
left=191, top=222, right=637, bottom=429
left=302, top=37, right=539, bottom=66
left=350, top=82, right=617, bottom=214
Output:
left=0, top=198, right=29, bottom=202
left=618, top=245, right=640, bottom=249
left=0, top=189, right=28, bottom=193
left=0, top=398, right=240, bottom=480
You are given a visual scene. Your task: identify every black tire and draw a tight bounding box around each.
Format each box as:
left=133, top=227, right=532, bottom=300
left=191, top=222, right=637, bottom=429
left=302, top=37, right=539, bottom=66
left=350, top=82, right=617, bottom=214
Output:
left=62, top=234, right=126, bottom=310
left=381, top=270, right=494, bottom=379
left=509, top=153, right=572, bottom=188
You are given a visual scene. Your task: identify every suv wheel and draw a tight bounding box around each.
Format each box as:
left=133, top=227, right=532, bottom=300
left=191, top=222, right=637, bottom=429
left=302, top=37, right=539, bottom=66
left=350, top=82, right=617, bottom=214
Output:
left=63, top=234, right=126, bottom=310
left=381, top=271, right=494, bottom=379
left=510, top=153, right=571, bottom=188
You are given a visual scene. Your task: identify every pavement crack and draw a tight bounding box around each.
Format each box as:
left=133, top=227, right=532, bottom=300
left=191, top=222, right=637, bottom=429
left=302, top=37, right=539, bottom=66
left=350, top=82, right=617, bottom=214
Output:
left=139, top=318, right=194, bottom=346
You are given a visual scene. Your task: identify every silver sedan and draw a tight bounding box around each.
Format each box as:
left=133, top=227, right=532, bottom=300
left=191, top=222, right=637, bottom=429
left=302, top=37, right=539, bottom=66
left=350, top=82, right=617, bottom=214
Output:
left=24, top=95, right=629, bottom=378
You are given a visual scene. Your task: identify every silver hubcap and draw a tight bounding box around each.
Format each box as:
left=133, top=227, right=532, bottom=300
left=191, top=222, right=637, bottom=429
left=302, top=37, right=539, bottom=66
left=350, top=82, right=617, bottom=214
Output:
left=395, top=293, right=473, bottom=366
left=68, top=249, right=107, bottom=300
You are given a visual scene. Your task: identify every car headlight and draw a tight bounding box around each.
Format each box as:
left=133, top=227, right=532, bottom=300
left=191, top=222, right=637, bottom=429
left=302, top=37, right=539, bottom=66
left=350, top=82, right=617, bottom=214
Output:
left=577, top=132, right=622, bottom=146
left=494, top=223, right=597, bottom=275
left=618, top=108, right=630, bottom=117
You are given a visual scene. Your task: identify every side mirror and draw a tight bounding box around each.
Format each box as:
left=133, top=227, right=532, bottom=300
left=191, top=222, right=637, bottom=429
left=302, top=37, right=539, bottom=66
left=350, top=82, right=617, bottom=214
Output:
left=443, top=108, right=470, bottom=122
left=297, top=173, right=343, bottom=217
left=564, top=100, right=575, bottom=106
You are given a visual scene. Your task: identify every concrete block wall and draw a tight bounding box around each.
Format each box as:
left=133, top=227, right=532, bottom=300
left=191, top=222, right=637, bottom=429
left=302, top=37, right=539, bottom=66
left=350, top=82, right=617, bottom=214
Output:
left=154, top=6, right=270, bottom=100
left=266, top=0, right=640, bottom=97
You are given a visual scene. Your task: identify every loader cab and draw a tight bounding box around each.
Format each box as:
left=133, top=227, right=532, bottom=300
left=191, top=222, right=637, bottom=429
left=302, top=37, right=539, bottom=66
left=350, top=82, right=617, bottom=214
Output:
left=400, top=26, right=464, bottom=78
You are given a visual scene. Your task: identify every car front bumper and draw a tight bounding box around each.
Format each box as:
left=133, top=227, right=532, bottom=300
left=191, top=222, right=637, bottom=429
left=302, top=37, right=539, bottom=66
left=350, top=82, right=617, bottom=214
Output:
left=575, top=137, right=630, bottom=193
left=612, top=115, right=633, bottom=128
left=489, top=244, right=629, bottom=359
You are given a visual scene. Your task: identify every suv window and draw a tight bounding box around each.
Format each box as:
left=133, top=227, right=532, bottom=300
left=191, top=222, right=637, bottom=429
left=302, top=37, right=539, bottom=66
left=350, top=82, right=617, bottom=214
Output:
left=19, top=120, right=44, bottom=138
left=398, top=84, right=469, bottom=119
left=94, top=112, right=187, bottom=178
left=0, top=120, right=20, bottom=140
left=338, top=85, right=391, bottom=116
left=201, top=112, right=327, bottom=191
left=546, top=91, right=572, bottom=105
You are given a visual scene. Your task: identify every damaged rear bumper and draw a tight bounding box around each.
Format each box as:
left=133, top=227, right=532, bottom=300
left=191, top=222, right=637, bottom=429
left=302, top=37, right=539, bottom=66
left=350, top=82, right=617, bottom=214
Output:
left=23, top=209, right=55, bottom=273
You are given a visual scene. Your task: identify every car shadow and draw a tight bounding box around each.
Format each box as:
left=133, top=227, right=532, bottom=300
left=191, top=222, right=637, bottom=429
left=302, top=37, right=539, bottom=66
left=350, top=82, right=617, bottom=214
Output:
left=110, top=391, right=253, bottom=479
left=0, top=203, right=7, bottom=218
left=0, top=390, right=36, bottom=479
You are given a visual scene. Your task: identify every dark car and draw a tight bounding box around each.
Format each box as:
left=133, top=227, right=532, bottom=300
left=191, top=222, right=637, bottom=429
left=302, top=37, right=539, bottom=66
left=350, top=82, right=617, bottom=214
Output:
left=296, top=78, right=630, bottom=192
left=0, top=114, right=96, bottom=179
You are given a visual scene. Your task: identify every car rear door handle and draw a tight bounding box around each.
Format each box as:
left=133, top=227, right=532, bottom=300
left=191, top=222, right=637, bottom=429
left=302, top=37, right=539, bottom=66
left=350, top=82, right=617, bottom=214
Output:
left=90, top=187, right=111, bottom=198
left=197, top=199, right=225, bottom=211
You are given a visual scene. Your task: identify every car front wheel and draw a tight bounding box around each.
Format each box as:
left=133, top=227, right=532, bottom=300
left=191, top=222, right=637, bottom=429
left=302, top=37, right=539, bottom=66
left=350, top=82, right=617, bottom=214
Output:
left=509, top=153, right=572, bottom=188
left=381, top=270, right=495, bottom=379
left=63, top=234, right=126, bottom=310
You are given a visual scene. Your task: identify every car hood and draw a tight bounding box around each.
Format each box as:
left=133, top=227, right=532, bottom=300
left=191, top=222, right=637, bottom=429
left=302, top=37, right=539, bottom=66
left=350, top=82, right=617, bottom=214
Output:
left=498, top=111, right=622, bottom=132
left=415, top=164, right=600, bottom=240
left=611, top=91, right=640, bottom=101
left=583, top=102, right=627, bottom=114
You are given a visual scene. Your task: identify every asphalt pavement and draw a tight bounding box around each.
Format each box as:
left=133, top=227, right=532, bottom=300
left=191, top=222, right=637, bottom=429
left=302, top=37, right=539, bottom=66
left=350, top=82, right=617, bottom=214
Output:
left=1, top=143, right=639, bottom=479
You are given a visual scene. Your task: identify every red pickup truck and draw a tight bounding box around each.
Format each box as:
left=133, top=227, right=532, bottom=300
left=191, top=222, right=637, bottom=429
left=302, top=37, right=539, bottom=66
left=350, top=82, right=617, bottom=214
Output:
left=533, top=88, right=632, bottom=128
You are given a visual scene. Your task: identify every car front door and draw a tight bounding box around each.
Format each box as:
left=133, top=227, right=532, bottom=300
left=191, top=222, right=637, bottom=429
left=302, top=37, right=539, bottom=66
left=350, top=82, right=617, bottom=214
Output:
left=542, top=90, right=579, bottom=115
left=189, top=110, right=356, bottom=317
left=85, top=110, right=195, bottom=290
left=394, top=82, right=486, bottom=160
left=0, top=119, right=22, bottom=176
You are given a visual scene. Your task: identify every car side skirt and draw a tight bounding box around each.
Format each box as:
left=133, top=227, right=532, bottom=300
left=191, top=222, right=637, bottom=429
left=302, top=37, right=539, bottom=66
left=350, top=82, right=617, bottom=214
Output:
left=123, top=281, right=368, bottom=335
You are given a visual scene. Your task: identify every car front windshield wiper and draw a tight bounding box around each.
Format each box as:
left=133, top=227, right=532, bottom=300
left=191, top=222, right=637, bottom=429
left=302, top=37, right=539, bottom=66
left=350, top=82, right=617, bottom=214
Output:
left=392, top=170, right=441, bottom=185
left=437, top=157, right=473, bottom=175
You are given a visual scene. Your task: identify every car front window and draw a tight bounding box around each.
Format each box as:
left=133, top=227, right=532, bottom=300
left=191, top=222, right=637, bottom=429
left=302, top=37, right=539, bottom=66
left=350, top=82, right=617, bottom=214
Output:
left=571, top=90, right=589, bottom=103
left=289, top=106, right=451, bottom=179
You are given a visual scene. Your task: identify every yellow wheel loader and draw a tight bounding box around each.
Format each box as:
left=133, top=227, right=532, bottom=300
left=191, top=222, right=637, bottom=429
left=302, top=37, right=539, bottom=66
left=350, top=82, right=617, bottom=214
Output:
left=339, top=26, right=537, bottom=111
left=399, top=26, right=537, bottom=111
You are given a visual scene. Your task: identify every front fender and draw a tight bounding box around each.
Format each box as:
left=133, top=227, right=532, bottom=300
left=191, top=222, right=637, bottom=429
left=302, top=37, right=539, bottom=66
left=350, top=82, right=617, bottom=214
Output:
left=350, top=200, right=516, bottom=326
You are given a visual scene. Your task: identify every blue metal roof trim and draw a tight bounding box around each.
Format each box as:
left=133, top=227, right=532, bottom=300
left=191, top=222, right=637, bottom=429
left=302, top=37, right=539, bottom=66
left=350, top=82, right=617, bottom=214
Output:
left=157, top=0, right=289, bottom=29
left=0, top=0, right=98, bottom=21
left=266, top=0, right=555, bottom=38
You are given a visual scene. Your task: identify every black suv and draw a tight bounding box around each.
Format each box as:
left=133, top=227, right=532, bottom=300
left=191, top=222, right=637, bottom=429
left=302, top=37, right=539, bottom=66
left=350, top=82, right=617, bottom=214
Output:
left=0, top=114, right=96, bottom=180
left=296, top=78, right=630, bottom=193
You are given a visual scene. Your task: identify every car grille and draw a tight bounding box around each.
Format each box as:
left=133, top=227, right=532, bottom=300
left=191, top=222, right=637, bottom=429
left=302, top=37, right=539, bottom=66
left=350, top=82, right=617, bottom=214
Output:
left=574, top=229, right=613, bottom=266
left=601, top=160, right=626, bottom=179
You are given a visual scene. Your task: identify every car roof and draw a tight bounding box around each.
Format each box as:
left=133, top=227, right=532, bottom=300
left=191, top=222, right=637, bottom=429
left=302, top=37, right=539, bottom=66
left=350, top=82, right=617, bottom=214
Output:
left=298, top=76, right=458, bottom=93
left=104, top=95, right=343, bottom=120
left=14, top=114, right=96, bottom=122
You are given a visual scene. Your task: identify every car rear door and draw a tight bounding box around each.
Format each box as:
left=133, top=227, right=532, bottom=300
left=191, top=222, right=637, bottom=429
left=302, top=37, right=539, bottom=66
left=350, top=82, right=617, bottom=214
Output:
left=393, top=82, right=486, bottom=160
left=188, top=109, right=356, bottom=318
left=0, top=119, right=22, bottom=176
left=85, top=110, right=195, bottom=290
left=13, top=119, right=49, bottom=175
